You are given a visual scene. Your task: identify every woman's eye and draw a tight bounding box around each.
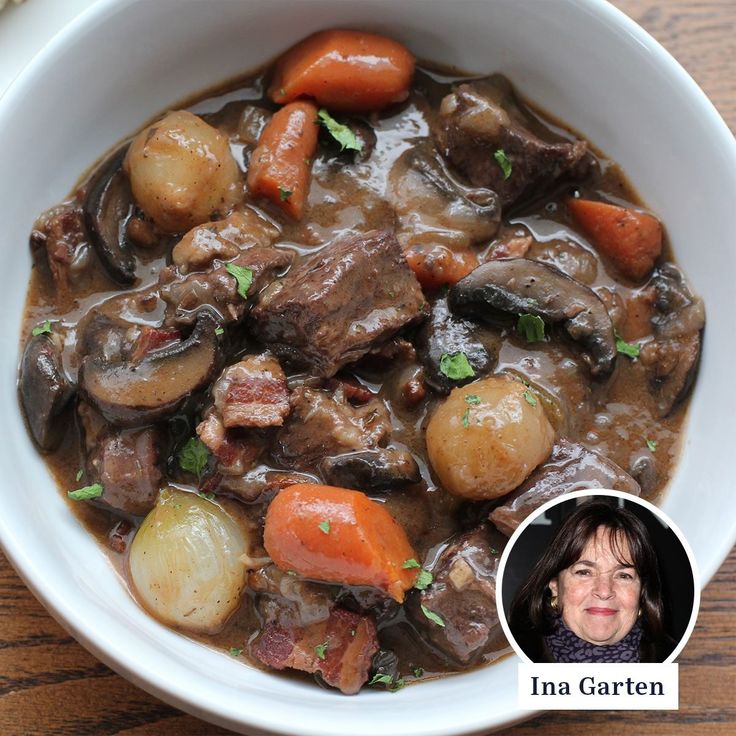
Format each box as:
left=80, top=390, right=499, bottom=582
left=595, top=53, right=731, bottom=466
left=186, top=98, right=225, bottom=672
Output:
left=616, top=572, right=635, bottom=581
left=574, top=568, right=591, bottom=576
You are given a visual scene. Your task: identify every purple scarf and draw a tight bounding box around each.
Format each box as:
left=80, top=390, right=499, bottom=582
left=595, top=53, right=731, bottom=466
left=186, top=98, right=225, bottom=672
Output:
left=544, top=616, right=642, bottom=663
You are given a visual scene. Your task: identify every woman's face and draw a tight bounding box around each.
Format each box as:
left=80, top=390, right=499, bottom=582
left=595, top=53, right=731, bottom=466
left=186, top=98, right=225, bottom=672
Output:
left=548, top=526, right=642, bottom=646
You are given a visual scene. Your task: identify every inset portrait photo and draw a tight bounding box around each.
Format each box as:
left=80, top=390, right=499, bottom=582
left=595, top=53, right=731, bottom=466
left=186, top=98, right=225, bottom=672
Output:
left=497, top=491, right=699, bottom=664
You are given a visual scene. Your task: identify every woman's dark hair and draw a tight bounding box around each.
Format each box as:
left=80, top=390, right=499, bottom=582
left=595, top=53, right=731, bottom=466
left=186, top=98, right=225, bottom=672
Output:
left=508, top=500, right=666, bottom=661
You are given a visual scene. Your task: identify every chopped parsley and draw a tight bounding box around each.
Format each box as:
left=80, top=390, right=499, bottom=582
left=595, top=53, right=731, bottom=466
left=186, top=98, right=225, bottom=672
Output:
left=228, top=647, right=243, bottom=657
left=225, top=263, right=254, bottom=299
left=464, top=394, right=481, bottom=405
left=214, top=326, right=225, bottom=336
left=67, top=483, right=103, bottom=501
left=402, top=558, right=421, bottom=569
left=318, top=519, right=331, bottom=534
left=317, top=108, right=363, bottom=152
left=414, top=569, right=433, bottom=591
left=439, top=351, right=475, bottom=380
left=616, top=334, right=641, bottom=359
left=75, top=469, right=84, bottom=482
left=314, top=641, right=329, bottom=660
left=462, top=407, right=471, bottom=428
left=517, top=313, right=545, bottom=343
left=523, top=389, right=538, bottom=407
left=494, top=149, right=512, bottom=180
left=420, top=605, right=445, bottom=627
left=646, top=438, right=658, bottom=452
left=413, top=666, right=424, bottom=678
left=198, top=491, right=215, bottom=501
left=31, top=320, right=52, bottom=336
left=490, top=547, right=499, bottom=555
left=179, top=437, right=210, bottom=481
left=368, top=673, right=406, bottom=692
left=278, top=186, right=292, bottom=201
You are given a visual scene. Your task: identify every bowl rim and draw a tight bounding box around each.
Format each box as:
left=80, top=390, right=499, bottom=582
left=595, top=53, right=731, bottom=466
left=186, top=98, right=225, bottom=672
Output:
left=1, top=0, right=735, bottom=734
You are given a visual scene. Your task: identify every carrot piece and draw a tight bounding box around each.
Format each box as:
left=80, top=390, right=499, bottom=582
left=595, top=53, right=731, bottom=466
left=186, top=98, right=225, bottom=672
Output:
left=246, top=101, right=319, bottom=219
left=268, top=30, right=414, bottom=112
left=263, top=484, right=418, bottom=602
left=567, top=198, right=662, bottom=281
left=404, top=244, right=479, bottom=290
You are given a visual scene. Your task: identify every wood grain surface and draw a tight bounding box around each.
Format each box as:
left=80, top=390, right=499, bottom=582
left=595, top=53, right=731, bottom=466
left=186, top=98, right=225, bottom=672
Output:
left=2, top=1, right=735, bottom=734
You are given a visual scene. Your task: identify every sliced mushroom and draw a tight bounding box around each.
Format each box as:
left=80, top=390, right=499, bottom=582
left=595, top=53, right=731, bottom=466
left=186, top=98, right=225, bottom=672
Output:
left=83, top=146, right=137, bottom=284
left=320, top=448, right=421, bottom=490
left=640, top=265, right=705, bottom=416
left=449, top=258, right=617, bottom=377
left=20, top=334, right=74, bottom=451
left=414, top=294, right=496, bottom=394
left=80, top=312, right=221, bottom=426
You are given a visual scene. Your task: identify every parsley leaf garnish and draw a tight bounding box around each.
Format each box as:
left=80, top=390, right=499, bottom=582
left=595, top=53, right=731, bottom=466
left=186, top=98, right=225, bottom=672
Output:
left=68, top=483, right=104, bottom=501
left=464, top=394, right=481, bottom=405
left=198, top=491, right=215, bottom=501
left=439, top=352, right=475, bottom=380
left=368, top=673, right=405, bottom=692
left=229, top=647, right=243, bottom=657
left=413, top=666, right=424, bottom=678
left=462, top=407, right=471, bottom=428
left=646, top=438, right=658, bottom=452
left=615, top=333, right=641, bottom=359
left=414, top=569, right=433, bottom=591
left=278, top=186, right=292, bottom=201
left=317, top=108, right=363, bottom=152
left=75, top=469, right=84, bottom=482
left=319, top=519, right=331, bottom=534
left=314, top=641, right=328, bottom=660
left=523, top=389, right=538, bottom=407
left=494, top=149, right=512, bottom=180
left=403, top=558, right=421, bottom=569
left=179, top=437, right=210, bottom=481
left=225, top=263, right=254, bottom=299
left=214, top=326, right=224, bottom=336
left=421, top=605, right=445, bottom=627
left=517, top=313, right=545, bottom=343
left=31, top=320, right=52, bottom=336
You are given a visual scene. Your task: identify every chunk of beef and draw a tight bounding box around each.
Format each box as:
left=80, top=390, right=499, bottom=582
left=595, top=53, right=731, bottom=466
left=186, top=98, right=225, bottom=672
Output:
left=415, top=294, right=496, bottom=394
left=161, top=246, right=292, bottom=326
left=407, top=526, right=503, bottom=665
left=435, top=76, right=589, bottom=209
left=89, top=427, right=162, bottom=516
left=250, top=230, right=426, bottom=377
left=639, top=265, right=705, bottom=417
left=30, top=204, right=88, bottom=299
left=211, top=354, right=289, bottom=429
left=20, top=334, right=74, bottom=451
left=171, top=208, right=280, bottom=274
left=251, top=606, right=379, bottom=695
left=272, top=386, right=391, bottom=472
left=218, top=468, right=318, bottom=503
left=489, top=438, right=640, bottom=537
left=388, top=142, right=500, bottom=253
left=249, top=564, right=334, bottom=629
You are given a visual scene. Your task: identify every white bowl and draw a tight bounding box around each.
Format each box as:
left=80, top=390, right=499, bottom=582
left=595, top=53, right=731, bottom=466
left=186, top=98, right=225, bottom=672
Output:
left=1, top=0, right=734, bottom=734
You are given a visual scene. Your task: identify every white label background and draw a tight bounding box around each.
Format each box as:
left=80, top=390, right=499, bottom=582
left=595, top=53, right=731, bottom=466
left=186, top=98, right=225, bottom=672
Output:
left=518, top=663, right=679, bottom=710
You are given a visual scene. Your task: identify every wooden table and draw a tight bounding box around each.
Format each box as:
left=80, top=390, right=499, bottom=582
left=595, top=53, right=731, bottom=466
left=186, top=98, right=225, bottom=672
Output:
left=2, top=1, right=734, bottom=734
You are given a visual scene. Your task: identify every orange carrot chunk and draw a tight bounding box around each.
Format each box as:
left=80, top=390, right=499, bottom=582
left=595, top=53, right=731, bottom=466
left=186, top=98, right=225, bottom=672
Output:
left=268, top=30, right=414, bottom=112
left=246, top=101, right=319, bottom=219
left=263, top=484, right=419, bottom=602
left=567, top=198, right=662, bottom=281
left=404, top=244, right=479, bottom=291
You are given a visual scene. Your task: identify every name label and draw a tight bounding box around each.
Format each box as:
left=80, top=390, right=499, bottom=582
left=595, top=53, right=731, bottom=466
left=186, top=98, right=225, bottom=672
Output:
left=518, top=663, right=678, bottom=710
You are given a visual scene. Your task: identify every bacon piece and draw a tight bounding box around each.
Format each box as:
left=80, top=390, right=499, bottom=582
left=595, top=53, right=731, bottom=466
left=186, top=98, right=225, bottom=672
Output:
left=328, top=376, right=374, bottom=404
left=213, top=354, right=290, bottom=429
left=196, top=412, right=264, bottom=475
left=130, top=326, right=181, bottom=362
left=252, top=607, right=378, bottom=695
